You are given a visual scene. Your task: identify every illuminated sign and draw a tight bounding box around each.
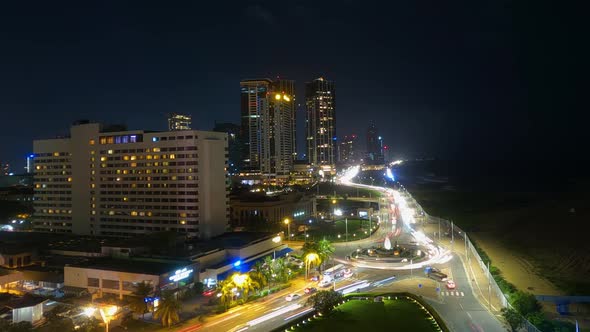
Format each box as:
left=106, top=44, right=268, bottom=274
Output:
left=169, top=267, right=194, bottom=282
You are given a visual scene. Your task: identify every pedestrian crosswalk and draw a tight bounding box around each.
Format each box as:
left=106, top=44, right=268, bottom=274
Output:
left=441, top=291, right=464, bottom=297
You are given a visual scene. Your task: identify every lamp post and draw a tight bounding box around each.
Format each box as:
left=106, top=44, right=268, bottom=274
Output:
left=345, top=218, right=348, bottom=242
left=284, top=218, right=290, bottom=239
left=272, top=235, right=281, bottom=259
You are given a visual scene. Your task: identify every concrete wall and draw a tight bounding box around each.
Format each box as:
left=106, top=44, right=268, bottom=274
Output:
left=64, top=266, right=159, bottom=298
left=199, top=134, right=229, bottom=239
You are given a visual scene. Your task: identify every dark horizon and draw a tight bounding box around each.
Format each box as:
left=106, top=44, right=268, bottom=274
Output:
left=0, top=1, right=585, bottom=171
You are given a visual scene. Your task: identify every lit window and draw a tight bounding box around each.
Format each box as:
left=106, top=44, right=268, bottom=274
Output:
left=67, top=177, right=72, bottom=182
left=130, top=156, right=137, bottom=161
left=123, top=156, right=129, bottom=161
left=153, top=147, right=160, bottom=152
left=100, top=157, right=107, bottom=162
left=130, top=162, right=137, bottom=167
left=53, top=152, right=59, bottom=156
left=180, top=220, right=186, bottom=225
left=107, top=150, right=113, bottom=154
left=146, top=155, right=153, bottom=160
left=131, top=211, right=138, bottom=216
left=169, top=154, right=175, bottom=159
left=89, top=139, right=95, bottom=145
left=123, top=197, right=128, bottom=201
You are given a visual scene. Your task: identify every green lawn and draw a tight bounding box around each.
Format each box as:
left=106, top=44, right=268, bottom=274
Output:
left=293, top=298, right=441, bottom=332
left=297, top=218, right=376, bottom=242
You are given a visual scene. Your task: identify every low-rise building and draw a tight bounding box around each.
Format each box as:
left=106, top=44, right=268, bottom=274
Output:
left=230, top=193, right=316, bottom=227
left=64, top=258, right=198, bottom=299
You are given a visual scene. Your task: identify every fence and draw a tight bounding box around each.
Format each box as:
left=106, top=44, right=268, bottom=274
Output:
left=403, top=192, right=542, bottom=332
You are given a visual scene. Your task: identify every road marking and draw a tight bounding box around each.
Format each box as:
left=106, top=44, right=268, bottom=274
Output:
left=204, top=313, right=242, bottom=327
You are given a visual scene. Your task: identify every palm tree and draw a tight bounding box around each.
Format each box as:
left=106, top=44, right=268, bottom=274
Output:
left=153, top=290, right=181, bottom=328
left=317, top=239, right=335, bottom=271
left=128, top=281, right=152, bottom=317
left=272, top=257, right=289, bottom=282
left=236, top=274, right=259, bottom=301
left=302, top=241, right=319, bottom=258
left=263, top=256, right=275, bottom=288
left=249, top=262, right=268, bottom=294
left=217, top=279, right=234, bottom=310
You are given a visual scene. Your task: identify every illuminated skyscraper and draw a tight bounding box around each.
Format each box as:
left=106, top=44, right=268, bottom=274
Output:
left=366, top=122, right=384, bottom=164
left=240, top=78, right=295, bottom=179
left=339, top=135, right=358, bottom=164
left=306, top=78, right=336, bottom=169
left=168, top=113, right=192, bottom=131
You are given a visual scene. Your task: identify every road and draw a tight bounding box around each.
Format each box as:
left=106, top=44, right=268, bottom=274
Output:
left=174, top=166, right=506, bottom=332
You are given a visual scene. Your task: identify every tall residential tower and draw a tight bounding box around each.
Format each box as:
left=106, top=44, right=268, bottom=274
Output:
left=305, top=78, right=336, bottom=171
left=240, top=78, right=295, bottom=181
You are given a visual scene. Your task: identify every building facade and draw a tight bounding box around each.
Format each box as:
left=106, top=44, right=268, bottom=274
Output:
left=366, top=122, right=384, bottom=164
left=213, top=122, right=244, bottom=175
left=338, top=135, right=359, bottom=165
left=64, top=259, right=198, bottom=299
left=168, top=113, right=192, bottom=131
left=230, top=193, right=316, bottom=227
left=240, top=79, right=295, bottom=181
left=33, top=122, right=229, bottom=239
left=305, top=78, right=336, bottom=171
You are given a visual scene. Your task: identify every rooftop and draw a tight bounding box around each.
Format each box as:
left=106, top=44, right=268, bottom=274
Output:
left=67, top=257, right=193, bottom=275
left=4, top=295, right=46, bottom=309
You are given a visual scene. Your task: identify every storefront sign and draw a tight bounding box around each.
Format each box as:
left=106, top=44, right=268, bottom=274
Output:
left=169, top=267, right=194, bottom=282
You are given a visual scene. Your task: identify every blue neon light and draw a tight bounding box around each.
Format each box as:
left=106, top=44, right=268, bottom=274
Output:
left=233, top=260, right=241, bottom=267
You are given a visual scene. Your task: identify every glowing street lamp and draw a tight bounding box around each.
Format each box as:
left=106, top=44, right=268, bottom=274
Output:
left=232, top=273, right=248, bottom=288
left=272, top=235, right=281, bottom=259
left=305, top=253, right=320, bottom=280
left=284, top=218, right=291, bottom=239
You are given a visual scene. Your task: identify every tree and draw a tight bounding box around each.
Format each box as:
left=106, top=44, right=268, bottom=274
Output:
left=512, top=291, right=542, bottom=317
left=249, top=262, right=268, bottom=294
left=317, top=239, right=335, bottom=271
left=193, top=281, right=205, bottom=295
left=128, top=281, right=152, bottom=316
left=217, top=279, right=234, bottom=311
left=272, top=257, right=289, bottom=283
left=153, top=290, right=181, bottom=328
left=7, top=321, right=33, bottom=332
left=501, top=307, right=523, bottom=332
left=78, top=317, right=102, bottom=332
left=263, top=256, right=275, bottom=288
left=306, top=290, right=343, bottom=316
left=43, top=303, right=69, bottom=322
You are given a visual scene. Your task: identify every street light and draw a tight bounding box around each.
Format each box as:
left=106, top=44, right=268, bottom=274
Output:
left=272, top=235, right=281, bottom=259
left=284, top=218, right=290, bottom=239
left=232, top=273, right=248, bottom=288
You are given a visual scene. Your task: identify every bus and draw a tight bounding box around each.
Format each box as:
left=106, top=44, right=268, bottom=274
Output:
left=319, top=264, right=352, bottom=287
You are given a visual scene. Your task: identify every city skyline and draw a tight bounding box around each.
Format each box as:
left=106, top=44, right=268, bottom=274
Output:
left=0, top=1, right=583, bottom=172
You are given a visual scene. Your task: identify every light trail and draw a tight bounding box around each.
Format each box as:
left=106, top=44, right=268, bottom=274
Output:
left=246, top=303, right=302, bottom=327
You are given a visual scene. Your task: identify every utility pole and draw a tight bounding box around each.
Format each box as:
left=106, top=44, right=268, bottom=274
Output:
left=465, top=234, right=468, bottom=259
left=451, top=220, right=455, bottom=251
left=488, top=261, right=492, bottom=310
left=345, top=218, right=348, bottom=242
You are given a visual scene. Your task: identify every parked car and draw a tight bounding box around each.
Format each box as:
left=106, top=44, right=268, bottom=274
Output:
left=285, top=293, right=301, bottom=301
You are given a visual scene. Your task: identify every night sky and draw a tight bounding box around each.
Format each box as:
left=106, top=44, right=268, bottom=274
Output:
left=0, top=1, right=585, bottom=170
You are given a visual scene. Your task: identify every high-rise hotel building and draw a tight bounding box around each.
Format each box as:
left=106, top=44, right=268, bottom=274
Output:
left=306, top=77, right=336, bottom=171
left=240, top=78, right=295, bottom=181
left=33, top=122, right=229, bottom=239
